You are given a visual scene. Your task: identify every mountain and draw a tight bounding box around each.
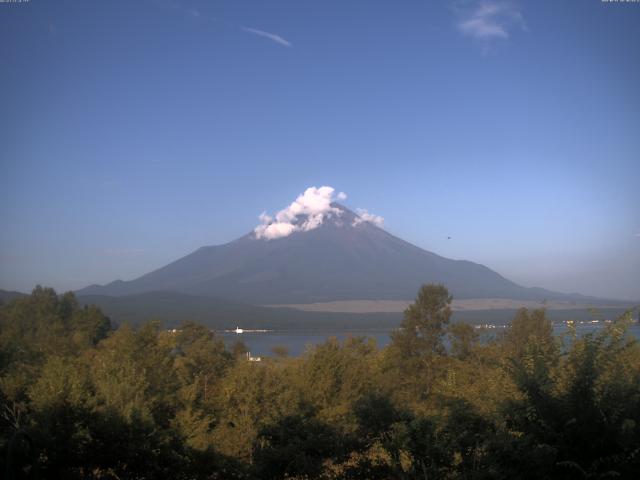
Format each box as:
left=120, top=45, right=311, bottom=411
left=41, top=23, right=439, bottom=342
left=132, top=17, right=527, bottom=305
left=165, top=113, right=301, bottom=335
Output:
left=77, top=204, right=591, bottom=304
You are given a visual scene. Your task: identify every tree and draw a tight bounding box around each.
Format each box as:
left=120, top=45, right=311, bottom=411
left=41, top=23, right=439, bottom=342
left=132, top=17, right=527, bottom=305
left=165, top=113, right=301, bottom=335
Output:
left=502, top=312, right=640, bottom=478
left=299, top=336, right=378, bottom=423
left=173, top=321, right=231, bottom=405
left=385, top=284, right=452, bottom=404
left=231, top=340, right=248, bottom=358
left=271, top=345, right=289, bottom=358
left=448, top=322, right=480, bottom=360
left=69, top=304, right=111, bottom=347
left=504, top=308, right=556, bottom=361
left=391, top=284, right=453, bottom=357
left=212, top=359, right=301, bottom=461
left=253, top=413, right=342, bottom=480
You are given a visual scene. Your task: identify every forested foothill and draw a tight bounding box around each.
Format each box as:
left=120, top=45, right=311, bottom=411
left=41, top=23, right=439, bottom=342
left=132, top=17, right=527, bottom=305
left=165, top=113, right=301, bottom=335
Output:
left=1, top=285, right=639, bottom=479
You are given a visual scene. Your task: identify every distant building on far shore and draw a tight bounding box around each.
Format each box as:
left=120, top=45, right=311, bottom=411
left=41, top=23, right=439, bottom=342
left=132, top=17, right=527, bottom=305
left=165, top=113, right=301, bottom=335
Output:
left=246, top=352, right=261, bottom=362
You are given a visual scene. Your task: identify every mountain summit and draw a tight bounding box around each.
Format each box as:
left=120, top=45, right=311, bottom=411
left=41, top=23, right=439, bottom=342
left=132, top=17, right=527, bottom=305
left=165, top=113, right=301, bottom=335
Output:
left=77, top=202, right=571, bottom=304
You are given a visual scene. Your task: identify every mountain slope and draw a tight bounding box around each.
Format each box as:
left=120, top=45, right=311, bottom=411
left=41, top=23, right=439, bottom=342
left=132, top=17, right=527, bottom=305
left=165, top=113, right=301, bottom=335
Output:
left=77, top=204, right=583, bottom=304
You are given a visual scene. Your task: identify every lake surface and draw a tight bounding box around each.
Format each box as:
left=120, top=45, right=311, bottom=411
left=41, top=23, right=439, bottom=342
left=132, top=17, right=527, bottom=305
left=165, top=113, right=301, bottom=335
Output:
left=220, top=322, right=640, bottom=357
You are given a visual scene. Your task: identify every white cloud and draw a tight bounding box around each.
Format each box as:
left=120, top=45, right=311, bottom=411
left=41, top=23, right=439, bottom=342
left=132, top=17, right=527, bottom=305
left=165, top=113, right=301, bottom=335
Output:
left=241, top=27, right=292, bottom=48
left=254, top=187, right=385, bottom=240
left=256, top=222, right=298, bottom=240
left=151, top=1, right=293, bottom=49
left=456, top=1, right=525, bottom=42
left=254, top=186, right=343, bottom=240
left=353, top=208, right=384, bottom=228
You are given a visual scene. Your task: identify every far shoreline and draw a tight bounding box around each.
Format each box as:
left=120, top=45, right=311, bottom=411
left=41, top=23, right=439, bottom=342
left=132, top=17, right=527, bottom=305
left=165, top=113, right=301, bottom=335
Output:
left=265, top=297, right=636, bottom=314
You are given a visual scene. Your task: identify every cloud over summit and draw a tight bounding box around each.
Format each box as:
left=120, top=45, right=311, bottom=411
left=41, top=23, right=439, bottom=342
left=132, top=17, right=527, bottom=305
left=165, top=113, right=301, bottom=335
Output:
left=254, top=186, right=384, bottom=240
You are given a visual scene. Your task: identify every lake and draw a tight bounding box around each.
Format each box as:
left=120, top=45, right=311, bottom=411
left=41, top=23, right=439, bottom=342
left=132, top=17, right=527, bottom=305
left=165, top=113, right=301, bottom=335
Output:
left=220, top=322, right=640, bottom=357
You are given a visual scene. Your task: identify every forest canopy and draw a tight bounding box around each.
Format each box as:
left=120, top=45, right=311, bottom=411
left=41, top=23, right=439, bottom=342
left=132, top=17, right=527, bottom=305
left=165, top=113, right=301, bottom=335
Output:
left=1, top=285, right=639, bottom=479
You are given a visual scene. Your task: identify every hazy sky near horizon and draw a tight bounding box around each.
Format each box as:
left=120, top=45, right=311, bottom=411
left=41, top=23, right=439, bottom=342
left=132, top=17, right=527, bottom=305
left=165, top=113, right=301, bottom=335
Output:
left=1, top=0, right=639, bottom=300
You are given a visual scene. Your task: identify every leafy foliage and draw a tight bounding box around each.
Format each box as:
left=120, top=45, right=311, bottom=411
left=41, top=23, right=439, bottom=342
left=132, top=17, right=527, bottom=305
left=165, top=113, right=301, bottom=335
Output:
left=1, top=285, right=639, bottom=479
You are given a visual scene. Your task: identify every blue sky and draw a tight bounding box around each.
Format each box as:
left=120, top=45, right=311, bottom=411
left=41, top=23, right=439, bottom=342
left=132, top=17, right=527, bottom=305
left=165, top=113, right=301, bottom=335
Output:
left=1, top=0, right=639, bottom=300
